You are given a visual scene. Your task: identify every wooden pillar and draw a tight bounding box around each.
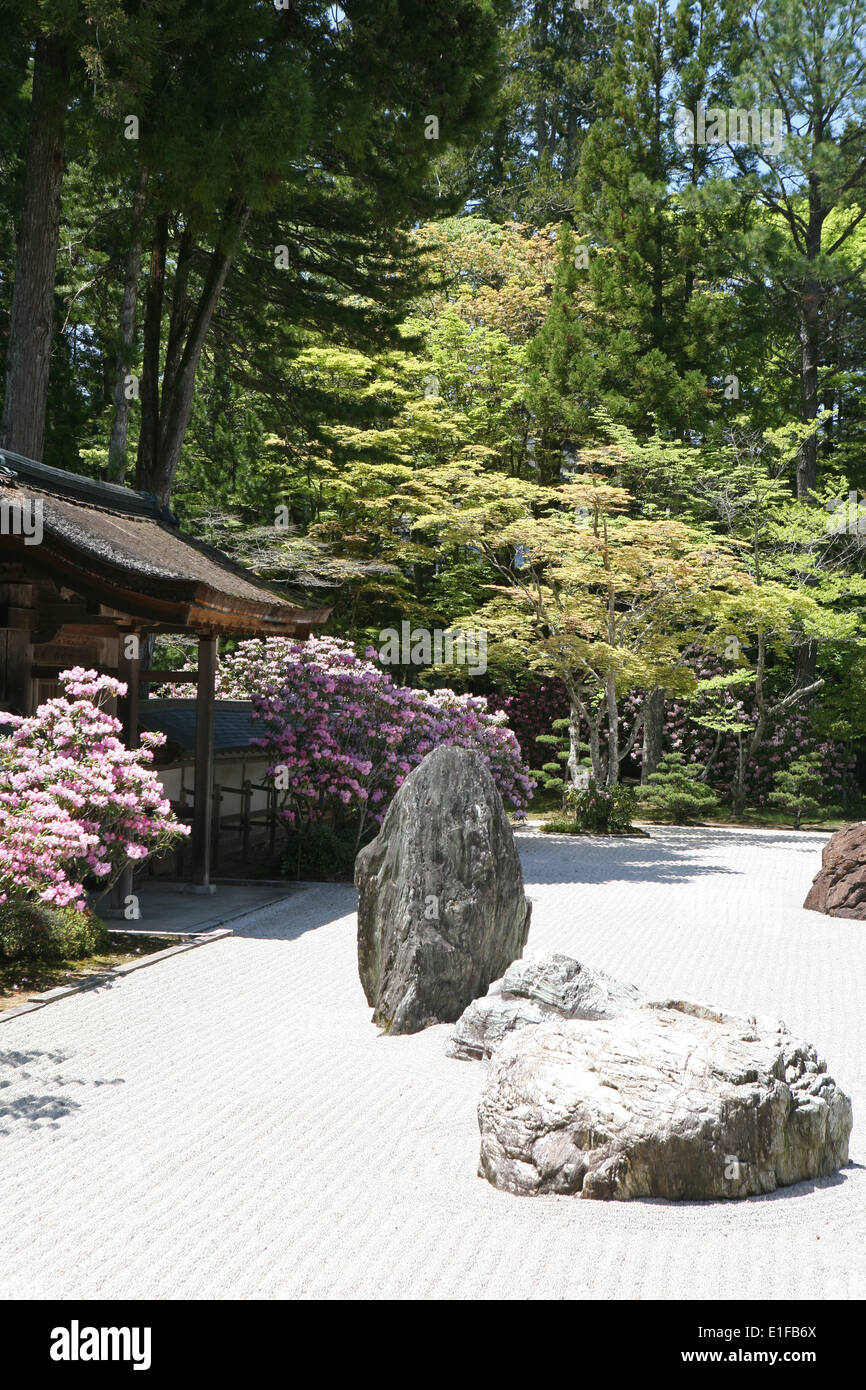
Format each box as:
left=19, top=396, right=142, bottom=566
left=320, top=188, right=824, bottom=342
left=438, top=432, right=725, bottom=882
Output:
left=192, top=634, right=217, bottom=889
left=117, top=635, right=141, bottom=749
left=0, top=629, right=34, bottom=715
left=0, top=579, right=35, bottom=715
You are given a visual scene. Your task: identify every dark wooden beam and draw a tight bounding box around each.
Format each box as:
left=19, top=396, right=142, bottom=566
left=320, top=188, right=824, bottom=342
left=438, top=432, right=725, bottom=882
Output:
left=191, top=635, right=217, bottom=890
left=31, top=663, right=119, bottom=680
left=138, top=669, right=198, bottom=683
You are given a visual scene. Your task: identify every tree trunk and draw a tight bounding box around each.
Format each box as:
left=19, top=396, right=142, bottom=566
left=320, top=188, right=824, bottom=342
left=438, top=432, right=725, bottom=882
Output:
left=732, top=731, right=746, bottom=818
left=135, top=213, right=168, bottom=494
left=532, top=0, right=550, bottom=162
left=793, top=638, right=818, bottom=699
left=605, top=673, right=619, bottom=786
left=586, top=709, right=604, bottom=783
left=700, top=729, right=722, bottom=782
left=136, top=202, right=250, bottom=505
left=566, top=706, right=582, bottom=786
left=641, top=687, right=665, bottom=783
left=796, top=185, right=825, bottom=499
left=107, top=169, right=148, bottom=482
left=796, top=282, right=821, bottom=498
left=0, top=37, right=68, bottom=460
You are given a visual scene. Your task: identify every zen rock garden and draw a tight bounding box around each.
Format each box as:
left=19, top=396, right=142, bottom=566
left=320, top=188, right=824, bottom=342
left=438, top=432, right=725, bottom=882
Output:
left=356, top=746, right=854, bottom=1203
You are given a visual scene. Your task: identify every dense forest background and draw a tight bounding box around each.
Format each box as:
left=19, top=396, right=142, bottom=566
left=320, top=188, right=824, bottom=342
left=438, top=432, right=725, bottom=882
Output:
left=2, top=0, right=866, bottom=818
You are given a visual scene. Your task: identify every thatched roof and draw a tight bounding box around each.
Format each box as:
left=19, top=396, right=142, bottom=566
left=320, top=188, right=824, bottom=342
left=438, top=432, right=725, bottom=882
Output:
left=0, top=452, right=329, bottom=636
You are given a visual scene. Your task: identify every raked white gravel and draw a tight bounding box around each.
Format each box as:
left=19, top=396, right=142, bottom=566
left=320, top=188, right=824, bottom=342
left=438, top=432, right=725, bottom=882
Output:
left=0, top=825, right=863, bottom=1301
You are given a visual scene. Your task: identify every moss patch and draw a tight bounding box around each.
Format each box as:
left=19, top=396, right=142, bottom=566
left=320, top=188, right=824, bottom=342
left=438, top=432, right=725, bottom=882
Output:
left=0, top=933, right=181, bottom=1012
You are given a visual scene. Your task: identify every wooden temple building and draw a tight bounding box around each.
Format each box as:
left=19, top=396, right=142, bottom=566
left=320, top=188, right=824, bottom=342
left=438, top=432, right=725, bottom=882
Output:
left=0, top=450, right=328, bottom=892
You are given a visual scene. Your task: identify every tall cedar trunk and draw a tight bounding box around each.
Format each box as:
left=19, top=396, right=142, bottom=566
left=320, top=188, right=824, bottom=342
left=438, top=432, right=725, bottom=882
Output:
left=136, top=203, right=249, bottom=505
left=136, top=213, right=168, bottom=494
left=108, top=169, right=148, bottom=482
left=796, top=179, right=825, bottom=499
left=641, top=687, right=665, bottom=784
left=160, top=225, right=195, bottom=414
left=0, top=38, right=68, bottom=460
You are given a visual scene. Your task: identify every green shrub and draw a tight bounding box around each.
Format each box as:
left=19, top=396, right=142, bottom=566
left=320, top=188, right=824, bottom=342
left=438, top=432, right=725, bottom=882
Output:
left=0, top=903, right=110, bottom=961
left=638, top=753, right=720, bottom=823
left=543, top=778, right=637, bottom=834
left=769, top=753, right=840, bottom=828
left=282, top=824, right=362, bottom=881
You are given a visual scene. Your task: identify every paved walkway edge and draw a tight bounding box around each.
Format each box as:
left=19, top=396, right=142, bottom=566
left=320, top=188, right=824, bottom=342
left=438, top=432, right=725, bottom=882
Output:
left=0, top=927, right=233, bottom=1024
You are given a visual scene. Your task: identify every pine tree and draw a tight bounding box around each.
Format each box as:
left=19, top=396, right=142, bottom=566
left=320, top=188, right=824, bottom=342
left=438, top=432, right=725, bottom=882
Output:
left=433, top=0, right=616, bottom=225
left=565, top=0, right=742, bottom=438
left=638, top=752, right=720, bottom=823
left=769, top=753, right=837, bottom=829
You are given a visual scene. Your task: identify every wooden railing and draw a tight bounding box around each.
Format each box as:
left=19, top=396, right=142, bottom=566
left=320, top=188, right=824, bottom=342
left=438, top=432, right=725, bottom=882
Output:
left=166, top=775, right=280, bottom=878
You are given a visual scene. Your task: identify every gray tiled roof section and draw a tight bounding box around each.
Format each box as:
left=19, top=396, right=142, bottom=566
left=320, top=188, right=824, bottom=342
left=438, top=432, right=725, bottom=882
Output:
left=139, top=699, right=261, bottom=752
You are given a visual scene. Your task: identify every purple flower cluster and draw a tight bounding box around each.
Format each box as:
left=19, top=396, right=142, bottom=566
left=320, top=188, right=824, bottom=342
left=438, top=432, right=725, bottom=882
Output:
left=214, top=637, right=534, bottom=837
left=486, top=679, right=571, bottom=763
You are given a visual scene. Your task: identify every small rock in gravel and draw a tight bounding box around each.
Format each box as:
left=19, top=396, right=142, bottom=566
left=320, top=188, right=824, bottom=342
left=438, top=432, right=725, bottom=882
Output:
left=447, top=952, right=644, bottom=1060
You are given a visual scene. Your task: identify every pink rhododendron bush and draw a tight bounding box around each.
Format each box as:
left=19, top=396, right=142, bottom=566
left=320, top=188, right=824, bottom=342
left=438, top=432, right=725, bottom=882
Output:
left=214, top=636, right=533, bottom=852
left=0, top=668, right=189, bottom=933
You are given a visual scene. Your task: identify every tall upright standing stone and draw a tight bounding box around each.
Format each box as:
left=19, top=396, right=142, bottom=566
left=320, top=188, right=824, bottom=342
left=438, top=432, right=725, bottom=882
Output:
left=354, top=745, right=532, bottom=1034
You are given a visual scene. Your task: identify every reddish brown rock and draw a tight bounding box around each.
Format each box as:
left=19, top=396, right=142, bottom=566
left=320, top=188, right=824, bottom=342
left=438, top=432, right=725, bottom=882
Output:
left=804, top=822, right=866, bottom=919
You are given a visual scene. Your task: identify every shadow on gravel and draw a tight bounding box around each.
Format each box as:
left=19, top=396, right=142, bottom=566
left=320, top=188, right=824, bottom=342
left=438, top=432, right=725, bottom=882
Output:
left=628, top=1164, right=860, bottom=1209
left=228, top=881, right=358, bottom=942
left=516, top=826, right=826, bottom=887
left=0, top=1048, right=124, bottom=1135
left=518, top=835, right=737, bottom=885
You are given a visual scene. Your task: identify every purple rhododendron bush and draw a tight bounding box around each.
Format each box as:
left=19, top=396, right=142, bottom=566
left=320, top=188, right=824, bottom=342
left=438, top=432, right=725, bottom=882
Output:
left=214, top=636, right=533, bottom=853
left=486, top=663, right=854, bottom=812
left=0, top=668, right=189, bottom=942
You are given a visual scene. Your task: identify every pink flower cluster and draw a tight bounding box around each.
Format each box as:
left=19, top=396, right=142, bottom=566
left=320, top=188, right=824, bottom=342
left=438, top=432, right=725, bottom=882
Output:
left=213, top=636, right=534, bottom=839
left=0, top=668, right=189, bottom=912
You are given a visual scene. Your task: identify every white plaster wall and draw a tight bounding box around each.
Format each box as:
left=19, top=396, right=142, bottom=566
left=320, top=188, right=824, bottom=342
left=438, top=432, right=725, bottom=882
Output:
left=157, top=755, right=273, bottom=819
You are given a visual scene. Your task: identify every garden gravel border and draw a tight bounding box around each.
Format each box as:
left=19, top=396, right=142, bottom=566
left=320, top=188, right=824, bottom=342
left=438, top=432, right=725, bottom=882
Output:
left=0, top=927, right=232, bottom=1024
